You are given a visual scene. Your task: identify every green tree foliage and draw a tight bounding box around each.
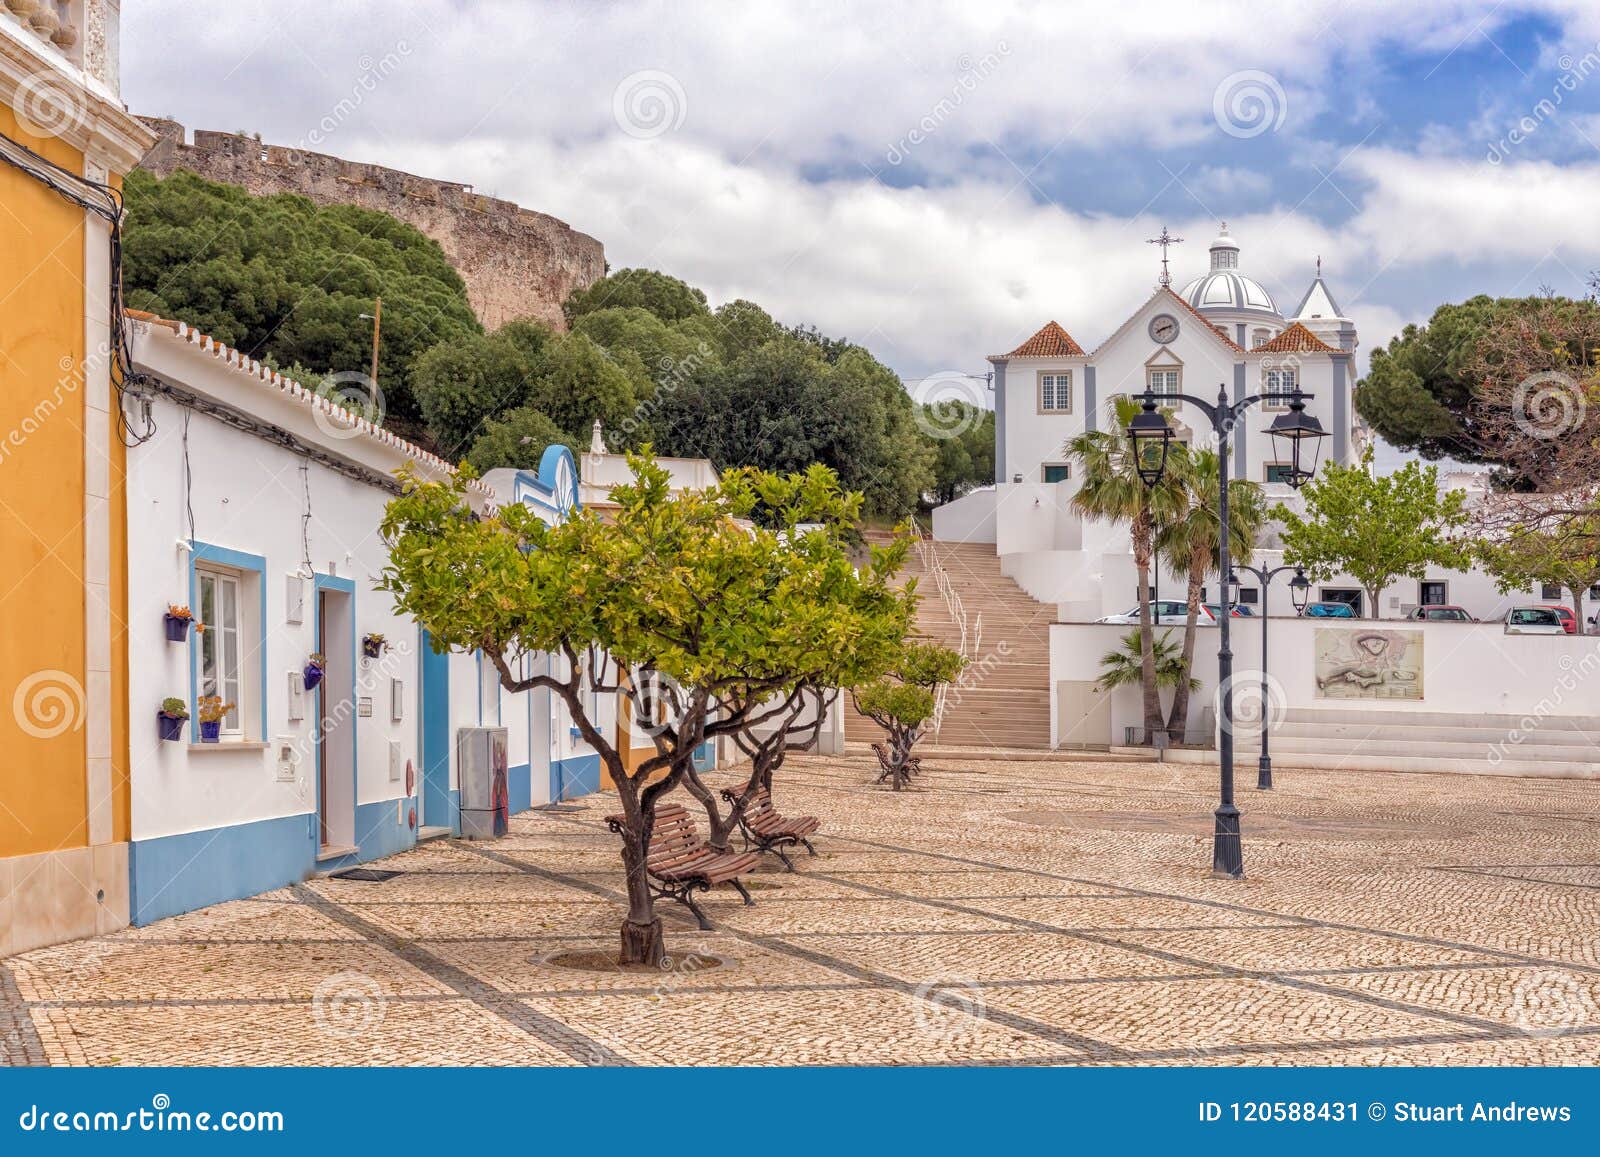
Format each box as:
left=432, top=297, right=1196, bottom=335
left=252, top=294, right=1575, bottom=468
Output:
left=121, top=169, right=480, bottom=426
left=380, top=455, right=912, bottom=964
left=1355, top=295, right=1600, bottom=468
left=1474, top=515, right=1600, bottom=625
left=852, top=641, right=967, bottom=790
left=927, top=406, right=996, bottom=504
left=409, top=322, right=552, bottom=457
left=563, top=267, right=709, bottom=325
left=465, top=407, right=566, bottom=474
left=1094, top=629, right=1197, bottom=694
left=1275, top=447, right=1470, bottom=618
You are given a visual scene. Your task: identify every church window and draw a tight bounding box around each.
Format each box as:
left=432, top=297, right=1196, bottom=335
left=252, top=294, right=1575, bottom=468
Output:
left=1253, top=328, right=1273, bottom=347
left=1038, top=371, right=1072, bottom=413
left=1041, top=463, right=1071, bottom=483
left=1147, top=368, right=1180, bottom=393
left=1262, top=365, right=1297, bottom=410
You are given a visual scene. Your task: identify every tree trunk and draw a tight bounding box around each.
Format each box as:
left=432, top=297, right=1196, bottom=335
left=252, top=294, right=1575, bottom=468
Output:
left=679, top=764, right=737, bottom=851
left=1365, top=584, right=1381, bottom=620
left=1574, top=589, right=1585, bottom=632
left=618, top=825, right=664, bottom=966
left=1166, top=556, right=1206, bottom=737
left=1133, top=535, right=1162, bottom=742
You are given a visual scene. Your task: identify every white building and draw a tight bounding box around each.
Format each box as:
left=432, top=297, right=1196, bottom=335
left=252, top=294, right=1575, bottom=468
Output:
left=123, top=311, right=594, bottom=925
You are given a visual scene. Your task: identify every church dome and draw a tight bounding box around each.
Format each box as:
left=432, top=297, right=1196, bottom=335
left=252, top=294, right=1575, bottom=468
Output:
left=1179, top=224, right=1282, bottom=319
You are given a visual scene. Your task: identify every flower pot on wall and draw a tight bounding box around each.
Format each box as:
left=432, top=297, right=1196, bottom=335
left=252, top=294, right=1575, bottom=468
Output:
left=302, top=665, right=324, bottom=691
left=158, top=714, right=186, bottom=742
left=198, top=720, right=221, bottom=743
left=361, top=636, right=385, bottom=659
left=164, top=614, right=192, bottom=642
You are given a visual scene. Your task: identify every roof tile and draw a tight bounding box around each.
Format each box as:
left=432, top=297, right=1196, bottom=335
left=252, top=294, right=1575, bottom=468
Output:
left=1002, top=320, right=1084, bottom=358
left=1252, top=322, right=1338, bottom=353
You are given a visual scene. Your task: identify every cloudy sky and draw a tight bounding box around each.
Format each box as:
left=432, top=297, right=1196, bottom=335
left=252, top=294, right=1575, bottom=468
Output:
left=124, top=1, right=1600, bottom=405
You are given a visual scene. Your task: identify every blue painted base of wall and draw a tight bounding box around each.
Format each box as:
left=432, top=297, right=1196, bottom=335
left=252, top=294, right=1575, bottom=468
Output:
left=551, top=754, right=600, bottom=801
left=509, top=762, right=532, bottom=815
left=354, top=797, right=418, bottom=863
left=130, top=813, right=314, bottom=927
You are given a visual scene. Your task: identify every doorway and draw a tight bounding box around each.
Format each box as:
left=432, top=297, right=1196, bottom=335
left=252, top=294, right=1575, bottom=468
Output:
left=315, top=580, right=356, bottom=856
left=418, top=629, right=453, bottom=835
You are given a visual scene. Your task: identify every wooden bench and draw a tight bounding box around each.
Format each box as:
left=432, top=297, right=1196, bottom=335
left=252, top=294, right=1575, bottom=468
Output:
left=718, top=786, right=820, bottom=870
left=871, top=741, right=921, bottom=784
left=605, top=802, right=757, bottom=930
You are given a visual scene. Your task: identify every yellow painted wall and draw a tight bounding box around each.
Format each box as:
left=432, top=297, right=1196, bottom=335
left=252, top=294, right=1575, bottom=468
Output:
left=0, top=103, right=93, bottom=857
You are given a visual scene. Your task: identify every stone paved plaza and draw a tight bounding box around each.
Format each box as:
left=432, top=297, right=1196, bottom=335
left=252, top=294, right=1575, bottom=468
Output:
left=3, top=754, right=1599, bottom=1066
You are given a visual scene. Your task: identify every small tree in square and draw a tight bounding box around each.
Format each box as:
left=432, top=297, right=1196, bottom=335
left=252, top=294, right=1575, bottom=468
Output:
left=851, top=641, right=967, bottom=789
left=380, top=454, right=912, bottom=966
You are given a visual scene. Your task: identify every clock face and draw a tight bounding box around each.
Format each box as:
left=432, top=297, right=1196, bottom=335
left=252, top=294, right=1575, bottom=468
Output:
left=1149, top=314, right=1180, bottom=344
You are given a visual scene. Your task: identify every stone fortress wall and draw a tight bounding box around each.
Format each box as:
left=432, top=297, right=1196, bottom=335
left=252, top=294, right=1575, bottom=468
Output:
left=136, top=118, right=605, bottom=331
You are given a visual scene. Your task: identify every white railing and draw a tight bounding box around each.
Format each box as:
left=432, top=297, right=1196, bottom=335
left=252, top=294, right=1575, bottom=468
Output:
left=912, top=529, right=981, bottom=741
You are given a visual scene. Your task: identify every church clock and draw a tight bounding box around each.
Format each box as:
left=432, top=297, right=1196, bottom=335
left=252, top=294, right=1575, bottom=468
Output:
left=1148, top=314, right=1180, bottom=344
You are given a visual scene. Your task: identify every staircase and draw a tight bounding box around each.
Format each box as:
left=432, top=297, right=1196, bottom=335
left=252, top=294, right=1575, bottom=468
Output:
left=1215, top=707, right=1600, bottom=777
left=846, top=532, right=1057, bottom=750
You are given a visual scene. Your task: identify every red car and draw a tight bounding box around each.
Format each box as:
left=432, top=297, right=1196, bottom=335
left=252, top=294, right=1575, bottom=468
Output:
left=1537, top=605, right=1578, bottom=634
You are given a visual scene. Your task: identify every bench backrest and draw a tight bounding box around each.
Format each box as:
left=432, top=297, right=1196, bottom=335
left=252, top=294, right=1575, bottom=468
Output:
left=645, top=802, right=704, bottom=865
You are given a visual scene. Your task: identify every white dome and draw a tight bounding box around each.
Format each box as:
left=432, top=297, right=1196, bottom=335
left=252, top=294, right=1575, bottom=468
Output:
left=1180, top=270, right=1280, bottom=316
left=1179, top=222, right=1282, bottom=319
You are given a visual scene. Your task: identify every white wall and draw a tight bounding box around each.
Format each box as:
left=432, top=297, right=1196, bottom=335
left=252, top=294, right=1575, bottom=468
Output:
left=1050, top=617, right=1600, bottom=747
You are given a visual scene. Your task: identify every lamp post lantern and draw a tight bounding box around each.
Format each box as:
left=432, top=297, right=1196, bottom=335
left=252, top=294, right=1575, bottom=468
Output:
left=1226, top=563, right=1310, bottom=790
left=1128, top=382, right=1327, bottom=877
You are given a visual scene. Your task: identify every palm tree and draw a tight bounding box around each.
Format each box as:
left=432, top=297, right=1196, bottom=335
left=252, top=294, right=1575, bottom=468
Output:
left=1068, top=396, right=1189, bottom=741
left=1156, top=448, right=1267, bottom=738
left=1094, top=629, right=1199, bottom=713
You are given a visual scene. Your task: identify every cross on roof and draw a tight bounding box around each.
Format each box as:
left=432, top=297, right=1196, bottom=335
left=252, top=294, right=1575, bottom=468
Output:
left=1147, top=226, right=1183, bottom=287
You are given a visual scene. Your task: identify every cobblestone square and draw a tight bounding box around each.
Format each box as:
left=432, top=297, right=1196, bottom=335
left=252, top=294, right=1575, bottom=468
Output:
left=4, top=754, right=1599, bottom=1067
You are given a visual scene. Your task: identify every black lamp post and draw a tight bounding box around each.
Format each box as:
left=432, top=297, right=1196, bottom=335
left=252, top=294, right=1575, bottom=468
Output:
left=1226, top=563, right=1310, bottom=790
left=1128, top=383, right=1327, bottom=878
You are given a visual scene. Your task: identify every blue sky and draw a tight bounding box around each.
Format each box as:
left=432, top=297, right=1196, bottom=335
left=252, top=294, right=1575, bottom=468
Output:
left=123, top=2, right=1600, bottom=412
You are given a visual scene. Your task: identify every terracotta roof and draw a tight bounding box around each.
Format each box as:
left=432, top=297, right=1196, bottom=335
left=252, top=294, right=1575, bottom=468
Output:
left=1000, top=320, right=1085, bottom=358
left=1251, top=321, right=1338, bottom=354
left=125, top=309, right=490, bottom=493
left=1162, top=288, right=1244, bottom=353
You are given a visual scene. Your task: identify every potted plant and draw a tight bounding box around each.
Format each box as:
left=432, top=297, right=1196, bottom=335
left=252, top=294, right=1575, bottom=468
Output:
left=303, top=653, right=326, bottom=691
left=195, top=695, right=233, bottom=743
left=157, top=697, right=189, bottom=742
left=361, top=632, right=386, bottom=659
left=164, top=604, right=196, bottom=642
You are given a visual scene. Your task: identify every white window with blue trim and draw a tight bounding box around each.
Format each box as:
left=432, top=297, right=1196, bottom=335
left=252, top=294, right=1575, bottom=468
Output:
left=194, top=557, right=263, bottom=741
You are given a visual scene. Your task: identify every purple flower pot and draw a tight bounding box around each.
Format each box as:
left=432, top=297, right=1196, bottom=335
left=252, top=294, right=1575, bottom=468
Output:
left=361, top=639, right=384, bottom=659
left=303, top=665, right=324, bottom=691
left=158, top=713, right=186, bottom=742
left=199, top=720, right=221, bottom=743
left=164, top=614, right=192, bottom=642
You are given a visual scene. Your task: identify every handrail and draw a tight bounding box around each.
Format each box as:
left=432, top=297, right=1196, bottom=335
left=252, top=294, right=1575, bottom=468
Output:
left=911, top=526, right=979, bottom=741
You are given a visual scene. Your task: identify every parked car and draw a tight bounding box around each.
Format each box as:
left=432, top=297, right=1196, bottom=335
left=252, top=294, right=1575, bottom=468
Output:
left=1095, top=601, right=1219, bottom=626
left=1504, top=606, right=1566, bottom=635
left=1203, top=603, right=1251, bottom=619
left=1303, top=601, right=1357, bottom=618
left=1537, top=605, right=1578, bottom=634
left=1408, top=605, right=1475, bottom=622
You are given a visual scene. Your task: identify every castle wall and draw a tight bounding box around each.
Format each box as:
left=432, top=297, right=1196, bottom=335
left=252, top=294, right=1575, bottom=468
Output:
left=135, top=118, right=605, bottom=331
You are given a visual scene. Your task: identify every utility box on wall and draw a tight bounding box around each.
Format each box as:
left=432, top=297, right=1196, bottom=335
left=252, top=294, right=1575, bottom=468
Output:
left=457, top=727, right=509, bottom=839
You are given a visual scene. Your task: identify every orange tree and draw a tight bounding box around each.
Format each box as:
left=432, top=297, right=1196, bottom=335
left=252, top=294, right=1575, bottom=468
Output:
left=380, top=454, right=912, bottom=964
left=851, top=641, right=966, bottom=789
